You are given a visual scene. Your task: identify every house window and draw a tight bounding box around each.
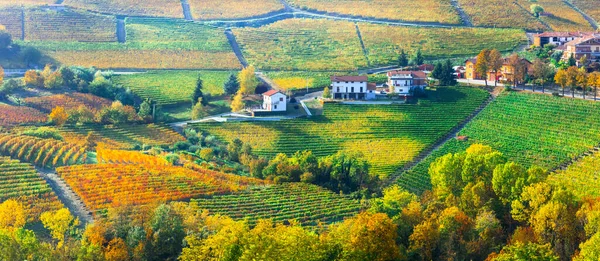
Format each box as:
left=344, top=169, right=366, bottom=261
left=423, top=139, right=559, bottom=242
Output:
left=280, top=97, right=283, bottom=102
left=360, top=87, right=363, bottom=92
left=351, top=87, right=355, bottom=93
left=337, top=87, right=340, bottom=92
left=553, top=37, right=558, bottom=42
left=274, top=105, right=277, bottom=110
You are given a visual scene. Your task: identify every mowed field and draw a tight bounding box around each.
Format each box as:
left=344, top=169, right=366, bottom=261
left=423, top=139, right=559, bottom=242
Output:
left=113, top=70, right=236, bottom=106
left=397, top=92, right=600, bottom=194
left=287, top=0, right=462, bottom=24
left=192, top=87, right=490, bottom=177
left=188, top=0, right=284, bottom=20
left=27, top=17, right=240, bottom=69
left=63, top=0, right=184, bottom=18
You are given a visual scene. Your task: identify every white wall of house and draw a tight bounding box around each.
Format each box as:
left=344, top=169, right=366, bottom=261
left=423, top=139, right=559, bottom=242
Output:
left=331, top=81, right=368, bottom=94
left=263, top=93, right=286, bottom=112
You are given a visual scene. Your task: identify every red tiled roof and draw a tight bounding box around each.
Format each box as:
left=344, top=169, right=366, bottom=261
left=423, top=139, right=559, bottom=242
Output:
left=565, top=35, right=599, bottom=46
left=330, top=75, right=368, bottom=82
left=262, top=90, right=282, bottom=97
left=387, top=71, right=427, bottom=79
left=466, top=57, right=532, bottom=65
left=367, top=83, right=377, bottom=90
left=534, top=32, right=585, bottom=38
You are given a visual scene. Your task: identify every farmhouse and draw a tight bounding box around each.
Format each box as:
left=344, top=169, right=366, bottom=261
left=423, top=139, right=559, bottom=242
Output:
left=533, top=32, right=591, bottom=47
left=387, top=71, right=427, bottom=96
left=262, top=90, right=286, bottom=112
left=563, top=34, right=600, bottom=65
left=464, top=58, right=532, bottom=82
left=330, top=76, right=375, bottom=100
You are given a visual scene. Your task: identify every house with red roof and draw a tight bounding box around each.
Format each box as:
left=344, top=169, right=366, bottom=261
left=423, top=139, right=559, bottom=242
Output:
left=262, top=90, right=286, bottom=112
left=562, top=34, right=600, bottom=65
left=330, top=75, right=376, bottom=100
left=386, top=71, right=427, bottom=96
left=533, top=32, right=593, bottom=47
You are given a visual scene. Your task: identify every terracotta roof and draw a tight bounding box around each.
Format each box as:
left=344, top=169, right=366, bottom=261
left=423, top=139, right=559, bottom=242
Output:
left=330, top=75, right=368, bottom=82
left=387, top=71, right=427, bottom=79
left=565, top=35, right=599, bottom=46
left=534, top=32, right=586, bottom=38
left=367, top=83, right=377, bottom=90
left=262, top=90, right=282, bottom=97
left=466, top=57, right=532, bottom=65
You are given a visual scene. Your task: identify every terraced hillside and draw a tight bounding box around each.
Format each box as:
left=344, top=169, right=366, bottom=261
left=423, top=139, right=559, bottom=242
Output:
left=24, top=8, right=117, bottom=42
left=0, top=134, right=88, bottom=168
left=191, top=183, right=363, bottom=227
left=63, top=0, right=184, bottom=18
left=188, top=0, right=284, bottom=20
left=0, top=104, right=47, bottom=127
left=192, top=87, right=490, bottom=177
left=516, top=0, right=593, bottom=31
left=458, top=0, right=548, bottom=30
left=234, top=18, right=367, bottom=71
left=287, top=0, right=462, bottom=24
left=23, top=93, right=112, bottom=113
left=28, top=17, right=240, bottom=69
left=397, top=92, right=600, bottom=194
left=572, top=0, right=600, bottom=22
left=549, top=151, right=600, bottom=199
left=0, top=7, right=23, bottom=39
left=113, top=70, right=236, bottom=106
left=0, top=156, right=63, bottom=222
left=359, top=24, right=528, bottom=67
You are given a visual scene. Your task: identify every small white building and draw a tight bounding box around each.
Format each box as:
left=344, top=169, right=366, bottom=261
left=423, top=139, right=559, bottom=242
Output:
left=387, top=71, right=427, bottom=96
left=262, top=90, right=286, bottom=112
left=331, top=76, right=374, bottom=100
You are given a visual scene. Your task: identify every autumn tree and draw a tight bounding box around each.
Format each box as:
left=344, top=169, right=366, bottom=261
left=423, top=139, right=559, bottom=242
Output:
left=566, top=66, right=580, bottom=98
left=0, top=200, right=26, bottom=231
left=530, top=4, right=544, bottom=17
left=23, top=70, right=44, bottom=88
left=44, top=70, right=64, bottom=89
left=554, top=69, right=568, bottom=96
left=589, top=71, right=600, bottom=100
left=574, top=233, right=600, bottom=261
left=40, top=208, right=80, bottom=248
left=532, top=58, right=554, bottom=93
left=577, top=68, right=588, bottom=99
left=230, top=90, right=244, bottom=112
left=475, top=49, right=491, bottom=86
left=49, top=106, right=69, bottom=127
left=369, top=185, right=418, bottom=219
left=409, top=220, right=440, bottom=260
left=0, top=65, right=4, bottom=85
left=105, top=238, right=129, bottom=261
left=508, top=54, right=527, bottom=88
left=492, top=242, right=559, bottom=261
left=191, top=98, right=208, bottom=120
left=323, top=86, right=331, bottom=99
left=239, top=65, right=258, bottom=95
left=488, top=49, right=504, bottom=87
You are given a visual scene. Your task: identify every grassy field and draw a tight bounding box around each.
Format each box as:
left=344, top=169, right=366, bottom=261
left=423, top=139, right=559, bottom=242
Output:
left=397, top=91, right=600, bottom=194
left=24, top=17, right=240, bottom=69
left=113, top=70, right=236, bottom=106
left=458, top=0, right=547, bottom=30
left=192, top=87, right=490, bottom=177
left=188, top=0, right=284, bottom=20
left=24, top=8, right=117, bottom=42
left=572, top=0, right=600, bottom=22
left=63, top=0, right=184, bottom=18
left=191, top=183, right=363, bottom=227
left=359, top=24, right=528, bottom=67
left=234, top=18, right=367, bottom=71
left=287, top=0, right=461, bottom=24
left=549, top=151, right=600, bottom=199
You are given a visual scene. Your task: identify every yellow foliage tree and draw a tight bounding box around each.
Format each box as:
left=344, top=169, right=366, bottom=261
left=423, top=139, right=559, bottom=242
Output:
left=40, top=208, right=80, bottom=248
left=49, top=106, right=68, bottom=126
left=23, top=70, right=44, bottom=88
left=554, top=69, right=568, bottom=96
left=239, top=65, right=258, bottom=95
left=82, top=222, right=107, bottom=246
left=104, top=238, right=129, bottom=261
left=0, top=199, right=26, bottom=231
left=0, top=65, right=4, bottom=85
left=41, top=64, right=53, bottom=80
left=230, top=90, right=245, bottom=112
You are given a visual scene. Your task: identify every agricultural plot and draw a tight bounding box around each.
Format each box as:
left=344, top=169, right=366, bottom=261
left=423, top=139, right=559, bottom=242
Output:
left=23, top=92, right=112, bottom=113
left=397, top=92, right=600, bottom=194
left=0, top=156, right=63, bottom=222
left=516, top=0, right=592, bottom=32
left=572, top=0, right=600, bottom=22
left=191, top=183, right=363, bottom=227
left=113, top=70, right=235, bottom=106
left=60, top=123, right=185, bottom=150
left=359, top=24, right=528, bottom=67
left=96, top=148, right=170, bottom=166
left=0, top=7, right=23, bottom=39
left=234, top=18, right=367, bottom=71
left=192, top=87, right=490, bottom=177
left=287, top=0, right=461, bottom=24
left=188, top=0, right=284, bottom=20
left=458, top=0, right=547, bottom=30
left=0, top=0, right=53, bottom=7
left=0, top=104, right=47, bottom=127
left=63, top=0, right=184, bottom=18
left=24, top=8, right=117, bottom=42
left=0, top=134, right=88, bottom=168
left=28, top=18, right=240, bottom=69
left=549, top=151, right=600, bottom=199
left=56, top=163, right=270, bottom=213
left=266, top=71, right=387, bottom=91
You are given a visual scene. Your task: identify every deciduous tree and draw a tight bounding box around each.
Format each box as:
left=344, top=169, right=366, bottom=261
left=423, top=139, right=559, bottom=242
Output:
left=23, top=70, right=44, bottom=88
left=488, top=49, right=504, bottom=87
left=0, top=200, right=26, bottom=231
left=554, top=69, right=568, bottom=96
left=40, top=208, right=80, bottom=248
left=230, top=91, right=244, bottom=112
left=322, top=86, right=331, bottom=99
left=566, top=66, right=580, bottom=98
left=49, top=106, right=69, bottom=127
left=239, top=65, right=258, bottom=95
left=475, top=49, right=491, bottom=86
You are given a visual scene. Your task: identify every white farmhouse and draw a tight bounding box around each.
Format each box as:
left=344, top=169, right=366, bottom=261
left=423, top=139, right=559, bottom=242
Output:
left=262, top=90, right=286, bottom=112
left=330, top=76, right=373, bottom=100
left=387, top=71, right=427, bottom=96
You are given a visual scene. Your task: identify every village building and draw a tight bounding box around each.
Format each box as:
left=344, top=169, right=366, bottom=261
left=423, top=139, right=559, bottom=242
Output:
left=386, top=71, right=427, bottom=96
left=533, top=32, right=591, bottom=47
left=330, top=76, right=371, bottom=100
left=262, top=90, right=286, bottom=112
left=563, top=34, right=600, bottom=65
left=464, top=57, right=532, bottom=82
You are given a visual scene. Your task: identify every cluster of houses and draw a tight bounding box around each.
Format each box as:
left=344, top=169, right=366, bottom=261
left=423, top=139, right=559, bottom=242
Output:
left=329, top=71, right=427, bottom=101
left=534, top=32, right=600, bottom=66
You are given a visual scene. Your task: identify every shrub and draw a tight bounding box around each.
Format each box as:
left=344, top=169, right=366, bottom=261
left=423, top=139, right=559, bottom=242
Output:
left=22, top=127, right=63, bottom=140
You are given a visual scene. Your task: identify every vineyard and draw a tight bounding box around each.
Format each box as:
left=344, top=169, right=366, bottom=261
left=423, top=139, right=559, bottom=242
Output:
left=0, top=7, right=23, bottom=39
left=0, top=0, right=53, bottom=7
left=188, top=0, right=284, bottom=20
left=96, top=147, right=170, bottom=166
left=266, top=71, right=387, bottom=91
left=192, top=87, right=490, bottom=177
left=60, top=123, right=185, bottom=150
left=56, top=163, right=270, bottom=213
left=63, top=0, right=184, bottom=18
left=0, top=156, right=63, bottom=221
left=358, top=24, right=528, bottom=67
left=234, top=18, right=367, bottom=71
left=397, top=92, right=600, bottom=194
left=190, top=183, right=363, bottom=227
left=24, top=92, right=112, bottom=113
left=515, top=0, right=592, bottom=32
left=549, top=151, right=600, bottom=199
left=457, top=0, right=547, bottom=30
left=0, top=104, right=47, bottom=127
left=572, top=0, right=600, bottom=21
left=0, top=134, right=88, bottom=168
left=113, top=70, right=235, bottom=105
left=24, top=8, right=117, bottom=42
left=287, top=0, right=461, bottom=24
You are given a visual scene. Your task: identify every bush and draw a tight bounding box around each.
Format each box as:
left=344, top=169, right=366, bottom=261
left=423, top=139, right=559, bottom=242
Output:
left=0, top=79, right=23, bottom=97
left=552, top=92, right=561, bottom=97
left=22, top=127, right=63, bottom=141
left=173, top=141, right=191, bottom=151
left=164, top=153, right=180, bottom=165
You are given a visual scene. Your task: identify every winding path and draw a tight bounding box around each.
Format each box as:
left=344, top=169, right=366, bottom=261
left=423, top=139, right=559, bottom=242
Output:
left=450, top=0, right=473, bottom=26
left=224, top=29, right=248, bottom=68
left=38, top=168, right=93, bottom=226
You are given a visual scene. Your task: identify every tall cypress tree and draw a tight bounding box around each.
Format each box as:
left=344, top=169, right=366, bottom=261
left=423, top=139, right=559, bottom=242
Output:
left=224, top=73, right=240, bottom=95
left=398, top=49, right=408, bottom=68
left=192, top=76, right=207, bottom=106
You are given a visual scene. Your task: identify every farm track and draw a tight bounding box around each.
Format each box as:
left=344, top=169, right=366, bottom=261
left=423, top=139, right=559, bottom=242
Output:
left=563, top=0, right=599, bottom=30
left=116, top=18, right=126, bottom=43
left=450, top=0, right=473, bottom=26
left=225, top=29, right=249, bottom=68
left=180, top=0, right=193, bottom=21
left=38, top=168, right=93, bottom=226
left=383, top=88, right=499, bottom=187
left=354, top=23, right=370, bottom=67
